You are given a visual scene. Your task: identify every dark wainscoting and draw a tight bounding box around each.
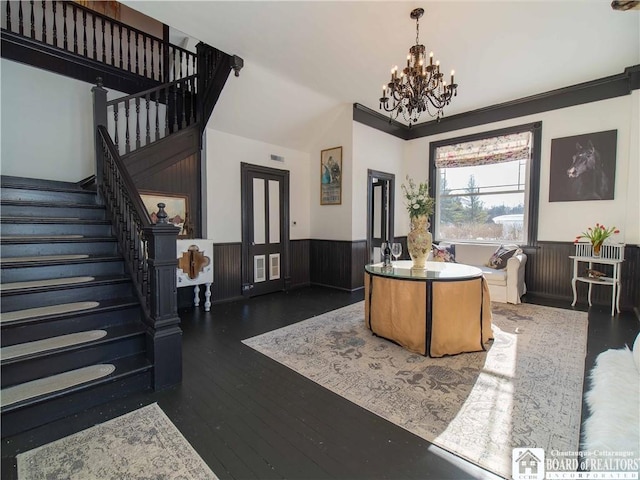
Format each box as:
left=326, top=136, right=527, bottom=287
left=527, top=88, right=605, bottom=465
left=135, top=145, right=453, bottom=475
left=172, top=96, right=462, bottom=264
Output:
left=290, top=239, right=310, bottom=289
left=524, top=242, right=639, bottom=312
left=212, top=243, right=243, bottom=303
left=133, top=152, right=201, bottom=238
left=310, top=239, right=367, bottom=291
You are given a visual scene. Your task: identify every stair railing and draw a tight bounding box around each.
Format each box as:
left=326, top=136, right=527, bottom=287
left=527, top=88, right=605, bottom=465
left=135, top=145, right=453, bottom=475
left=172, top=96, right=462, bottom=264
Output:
left=104, top=74, right=198, bottom=156
left=2, top=0, right=196, bottom=84
left=93, top=116, right=182, bottom=389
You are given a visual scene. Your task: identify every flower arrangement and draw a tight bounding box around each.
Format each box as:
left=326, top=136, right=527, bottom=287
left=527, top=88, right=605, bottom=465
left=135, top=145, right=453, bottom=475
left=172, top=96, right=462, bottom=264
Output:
left=401, top=176, right=434, bottom=219
left=574, top=223, right=620, bottom=246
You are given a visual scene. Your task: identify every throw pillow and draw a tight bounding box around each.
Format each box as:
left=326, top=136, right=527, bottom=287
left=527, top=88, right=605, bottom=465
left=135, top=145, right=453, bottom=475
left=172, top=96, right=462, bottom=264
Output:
left=486, top=245, right=521, bottom=269
left=432, top=244, right=456, bottom=263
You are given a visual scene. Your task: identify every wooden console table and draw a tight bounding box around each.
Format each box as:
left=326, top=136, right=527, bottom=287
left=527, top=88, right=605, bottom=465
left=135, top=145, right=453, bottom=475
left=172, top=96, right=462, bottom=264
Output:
left=570, top=242, right=625, bottom=316
left=364, top=261, right=492, bottom=357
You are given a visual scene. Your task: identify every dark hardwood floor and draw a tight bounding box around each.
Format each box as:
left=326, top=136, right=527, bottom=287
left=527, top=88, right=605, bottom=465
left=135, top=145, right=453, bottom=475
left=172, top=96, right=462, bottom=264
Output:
left=2, top=287, right=638, bottom=480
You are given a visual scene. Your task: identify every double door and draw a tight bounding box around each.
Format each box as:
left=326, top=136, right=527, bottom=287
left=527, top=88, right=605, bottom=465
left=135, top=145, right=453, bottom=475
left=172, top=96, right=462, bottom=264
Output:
left=241, top=163, right=289, bottom=297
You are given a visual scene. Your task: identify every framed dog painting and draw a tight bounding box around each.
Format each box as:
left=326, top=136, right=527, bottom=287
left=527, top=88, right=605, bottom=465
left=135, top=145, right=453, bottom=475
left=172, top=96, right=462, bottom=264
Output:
left=549, top=130, right=617, bottom=202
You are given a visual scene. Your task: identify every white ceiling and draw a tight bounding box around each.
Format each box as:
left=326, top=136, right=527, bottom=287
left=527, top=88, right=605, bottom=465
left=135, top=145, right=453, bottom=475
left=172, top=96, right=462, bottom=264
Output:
left=125, top=1, right=640, bottom=152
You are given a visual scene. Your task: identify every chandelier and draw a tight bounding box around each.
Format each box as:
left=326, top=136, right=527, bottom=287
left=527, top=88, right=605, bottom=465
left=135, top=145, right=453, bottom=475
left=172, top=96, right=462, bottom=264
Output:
left=379, top=8, right=458, bottom=126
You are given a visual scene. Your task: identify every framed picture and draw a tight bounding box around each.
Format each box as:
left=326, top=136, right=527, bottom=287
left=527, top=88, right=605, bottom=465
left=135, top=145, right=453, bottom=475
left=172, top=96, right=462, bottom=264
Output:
left=140, top=191, right=191, bottom=238
left=549, top=130, right=617, bottom=202
left=320, top=146, right=342, bottom=205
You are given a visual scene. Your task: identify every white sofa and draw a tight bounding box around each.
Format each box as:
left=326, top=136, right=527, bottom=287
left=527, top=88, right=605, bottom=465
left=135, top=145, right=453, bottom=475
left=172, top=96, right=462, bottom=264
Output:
left=437, top=243, right=527, bottom=304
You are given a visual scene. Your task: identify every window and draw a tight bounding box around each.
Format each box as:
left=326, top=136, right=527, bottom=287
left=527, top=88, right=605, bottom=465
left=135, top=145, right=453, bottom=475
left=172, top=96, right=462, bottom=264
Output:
left=429, top=123, right=540, bottom=245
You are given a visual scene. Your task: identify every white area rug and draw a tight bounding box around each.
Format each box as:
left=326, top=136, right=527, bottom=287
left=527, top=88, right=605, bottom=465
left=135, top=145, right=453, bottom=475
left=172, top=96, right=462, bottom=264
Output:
left=17, top=403, right=218, bottom=480
left=243, top=301, right=588, bottom=478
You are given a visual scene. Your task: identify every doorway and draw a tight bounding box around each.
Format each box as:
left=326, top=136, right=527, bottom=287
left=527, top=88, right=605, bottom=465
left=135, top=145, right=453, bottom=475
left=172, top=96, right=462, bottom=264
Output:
left=241, top=163, right=290, bottom=297
left=366, top=170, right=395, bottom=263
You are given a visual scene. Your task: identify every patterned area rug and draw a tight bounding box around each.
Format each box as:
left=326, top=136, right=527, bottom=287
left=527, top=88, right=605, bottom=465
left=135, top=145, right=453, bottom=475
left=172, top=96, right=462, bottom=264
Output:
left=17, top=403, right=218, bottom=480
left=243, top=302, right=588, bottom=478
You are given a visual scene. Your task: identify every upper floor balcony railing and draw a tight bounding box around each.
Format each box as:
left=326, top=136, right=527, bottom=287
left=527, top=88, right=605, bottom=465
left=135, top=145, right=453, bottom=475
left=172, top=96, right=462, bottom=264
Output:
left=2, top=0, right=196, bottom=84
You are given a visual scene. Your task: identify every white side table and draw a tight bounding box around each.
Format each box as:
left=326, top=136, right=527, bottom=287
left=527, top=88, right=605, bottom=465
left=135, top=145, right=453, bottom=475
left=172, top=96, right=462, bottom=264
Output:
left=570, top=243, right=624, bottom=316
left=177, top=239, right=214, bottom=311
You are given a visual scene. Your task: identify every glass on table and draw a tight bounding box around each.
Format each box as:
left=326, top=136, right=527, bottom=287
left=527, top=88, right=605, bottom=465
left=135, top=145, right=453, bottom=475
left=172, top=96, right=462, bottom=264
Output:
left=391, top=243, right=402, bottom=265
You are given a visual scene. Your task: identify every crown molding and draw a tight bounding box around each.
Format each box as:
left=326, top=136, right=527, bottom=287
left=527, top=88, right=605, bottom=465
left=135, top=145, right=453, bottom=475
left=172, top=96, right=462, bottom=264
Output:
left=354, top=64, right=640, bottom=140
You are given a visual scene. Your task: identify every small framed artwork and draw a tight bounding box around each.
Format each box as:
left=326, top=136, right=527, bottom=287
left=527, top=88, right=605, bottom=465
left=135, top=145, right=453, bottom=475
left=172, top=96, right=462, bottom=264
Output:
left=140, top=191, right=191, bottom=238
left=320, top=146, right=342, bottom=205
left=549, top=130, right=617, bottom=202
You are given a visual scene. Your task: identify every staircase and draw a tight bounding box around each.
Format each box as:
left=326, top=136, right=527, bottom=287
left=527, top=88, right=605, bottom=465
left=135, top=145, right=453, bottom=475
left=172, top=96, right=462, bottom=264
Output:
left=0, top=176, right=152, bottom=438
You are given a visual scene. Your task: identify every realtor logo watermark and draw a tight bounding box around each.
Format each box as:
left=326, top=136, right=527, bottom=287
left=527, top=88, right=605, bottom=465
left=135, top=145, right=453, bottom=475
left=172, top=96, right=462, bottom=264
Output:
left=513, top=448, right=546, bottom=480
left=513, top=448, right=639, bottom=480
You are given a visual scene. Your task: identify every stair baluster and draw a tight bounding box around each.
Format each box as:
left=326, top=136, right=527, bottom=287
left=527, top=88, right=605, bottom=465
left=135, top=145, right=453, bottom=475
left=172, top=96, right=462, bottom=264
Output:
left=110, top=22, right=115, bottom=66
left=82, top=9, right=87, bottom=57
left=135, top=97, right=141, bottom=150
left=135, top=31, right=139, bottom=75
left=29, top=0, right=34, bottom=39
left=101, top=17, right=106, bottom=64
left=72, top=5, right=77, bottom=53
left=41, top=0, right=45, bottom=42
left=143, top=36, right=147, bottom=78
left=18, top=1, right=23, bottom=36
left=124, top=99, right=130, bottom=154
left=154, top=95, right=160, bottom=141
left=52, top=1, right=56, bottom=46
left=92, top=15, right=97, bottom=60
left=118, top=24, right=123, bottom=69
left=6, top=0, right=11, bottom=32
left=62, top=2, right=66, bottom=50
left=145, top=93, right=151, bottom=145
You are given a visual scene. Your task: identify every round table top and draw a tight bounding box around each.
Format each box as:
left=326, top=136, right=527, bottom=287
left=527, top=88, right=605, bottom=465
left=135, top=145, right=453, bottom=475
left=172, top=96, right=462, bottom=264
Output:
left=365, top=260, right=483, bottom=281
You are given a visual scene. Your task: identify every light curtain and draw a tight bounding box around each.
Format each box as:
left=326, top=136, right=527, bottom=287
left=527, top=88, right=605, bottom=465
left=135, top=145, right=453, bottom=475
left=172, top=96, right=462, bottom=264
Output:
left=435, top=131, right=532, bottom=168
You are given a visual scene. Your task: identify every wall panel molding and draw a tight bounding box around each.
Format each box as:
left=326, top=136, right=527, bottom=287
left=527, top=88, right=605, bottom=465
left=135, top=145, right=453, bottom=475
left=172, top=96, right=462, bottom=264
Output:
left=310, top=239, right=367, bottom=291
left=524, top=242, right=639, bottom=311
left=290, top=239, right=310, bottom=289
left=212, top=242, right=243, bottom=303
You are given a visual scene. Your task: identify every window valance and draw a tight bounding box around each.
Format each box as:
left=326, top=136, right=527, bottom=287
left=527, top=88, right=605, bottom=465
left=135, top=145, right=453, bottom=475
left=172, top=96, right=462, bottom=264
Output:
left=435, top=131, right=532, bottom=168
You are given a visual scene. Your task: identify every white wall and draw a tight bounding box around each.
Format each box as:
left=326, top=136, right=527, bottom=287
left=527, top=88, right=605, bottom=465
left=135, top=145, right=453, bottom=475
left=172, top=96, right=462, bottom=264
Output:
left=405, top=94, right=640, bottom=244
left=205, top=128, right=311, bottom=243
left=1, top=59, right=95, bottom=182
left=351, top=121, right=405, bottom=240
left=309, top=104, right=354, bottom=240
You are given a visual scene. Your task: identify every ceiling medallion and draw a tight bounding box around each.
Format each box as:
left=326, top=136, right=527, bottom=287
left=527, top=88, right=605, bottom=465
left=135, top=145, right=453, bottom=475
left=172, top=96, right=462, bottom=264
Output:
left=379, top=8, right=458, bottom=126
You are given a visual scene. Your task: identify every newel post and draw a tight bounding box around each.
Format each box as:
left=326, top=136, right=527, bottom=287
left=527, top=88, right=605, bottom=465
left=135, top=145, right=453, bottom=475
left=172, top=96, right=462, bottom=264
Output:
left=91, top=77, right=107, bottom=203
left=143, top=203, right=182, bottom=390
